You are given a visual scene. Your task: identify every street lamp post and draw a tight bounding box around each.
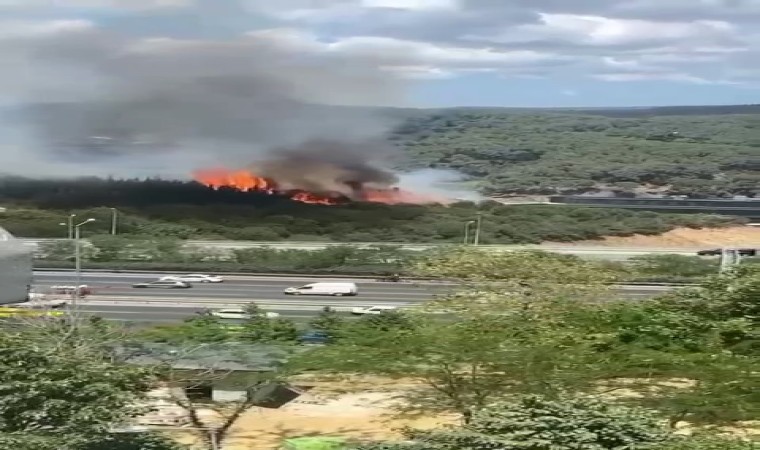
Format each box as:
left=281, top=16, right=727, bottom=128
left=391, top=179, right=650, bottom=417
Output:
left=473, top=213, right=483, bottom=246
left=463, top=221, right=475, bottom=245
left=74, top=218, right=96, bottom=302
left=67, top=214, right=76, bottom=240
left=110, top=208, right=118, bottom=235
left=58, top=222, right=67, bottom=238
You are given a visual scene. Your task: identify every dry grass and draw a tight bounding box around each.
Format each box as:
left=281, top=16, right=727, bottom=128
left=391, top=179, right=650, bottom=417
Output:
left=547, top=226, right=760, bottom=248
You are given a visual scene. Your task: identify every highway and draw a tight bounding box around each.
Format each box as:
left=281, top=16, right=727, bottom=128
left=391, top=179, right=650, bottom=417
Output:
left=32, top=271, right=686, bottom=323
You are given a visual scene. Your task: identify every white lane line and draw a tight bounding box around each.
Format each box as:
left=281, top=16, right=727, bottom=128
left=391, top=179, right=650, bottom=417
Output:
left=77, top=300, right=415, bottom=311
left=76, top=306, right=363, bottom=313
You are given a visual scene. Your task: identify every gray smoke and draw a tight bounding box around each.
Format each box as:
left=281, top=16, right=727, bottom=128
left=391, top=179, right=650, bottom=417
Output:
left=0, top=22, right=405, bottom=186
left=253, top=139, right=399, bottom=196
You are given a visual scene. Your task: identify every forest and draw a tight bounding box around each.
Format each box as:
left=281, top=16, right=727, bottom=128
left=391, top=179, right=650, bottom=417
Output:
left=390, top=106, right=760, bottom=198
left=0, top=177, right=740, bottom=243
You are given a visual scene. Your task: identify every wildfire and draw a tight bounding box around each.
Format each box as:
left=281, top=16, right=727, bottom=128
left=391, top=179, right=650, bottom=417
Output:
left=193, top=168, right=442, bottom=205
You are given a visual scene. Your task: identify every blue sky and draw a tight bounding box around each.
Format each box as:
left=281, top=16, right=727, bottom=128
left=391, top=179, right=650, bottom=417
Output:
left=1, top=0, right=758, bottom=108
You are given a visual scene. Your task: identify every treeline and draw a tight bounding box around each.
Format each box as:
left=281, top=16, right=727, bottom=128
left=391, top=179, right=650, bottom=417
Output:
left=0, top=178, right=742, bottom=244
left=391, top=109, right=760, bottom=198
left=37, top=237, right=411, bottom=275
left=35, top=235, right=760, bottom=281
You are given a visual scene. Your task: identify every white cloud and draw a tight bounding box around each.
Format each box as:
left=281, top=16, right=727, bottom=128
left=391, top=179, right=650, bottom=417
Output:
left=487, top=14, right=738, bottom=47
left=361, top=0, right=459, bottom=10
left=244, top=28, right=560, bottom=76
left=1, top=0, right=758, bottom=90
left=594, top=72, right=709, bottom=83
left=0, top=0, right=191, bottom=10
left=0, top=19, right=94, bottom=38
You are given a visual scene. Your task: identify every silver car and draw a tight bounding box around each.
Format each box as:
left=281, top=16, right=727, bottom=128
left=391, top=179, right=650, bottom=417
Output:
left=132, top=280, right=192, bottom=289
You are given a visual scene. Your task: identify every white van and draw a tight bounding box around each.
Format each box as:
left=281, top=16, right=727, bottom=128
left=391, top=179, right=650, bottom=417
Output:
left=283, top=282, right=358, bottom=296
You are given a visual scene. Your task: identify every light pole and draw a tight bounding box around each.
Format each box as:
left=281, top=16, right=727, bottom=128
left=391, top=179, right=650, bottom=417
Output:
left=67, top=214, right=76, bottom=239
left=110, top=208, right=118, bottom=235
left=74, top=218, right=96, bottom=302
left=463, top=221, right=475, bottom=245
left=473, top=213, right=483, bottom=246
left=58, top=222, right=67, bottom=238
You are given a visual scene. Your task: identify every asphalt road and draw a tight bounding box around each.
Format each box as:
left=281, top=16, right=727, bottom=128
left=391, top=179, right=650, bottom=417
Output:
left=33, top=271, right=684, bottom=323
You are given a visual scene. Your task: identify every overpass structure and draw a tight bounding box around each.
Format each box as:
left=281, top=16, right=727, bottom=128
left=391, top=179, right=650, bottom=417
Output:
left=549, top=196, right=760, bottom=220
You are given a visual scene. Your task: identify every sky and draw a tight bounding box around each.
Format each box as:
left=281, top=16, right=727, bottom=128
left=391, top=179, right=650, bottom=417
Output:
left=0, top=0, right=758, bottom=108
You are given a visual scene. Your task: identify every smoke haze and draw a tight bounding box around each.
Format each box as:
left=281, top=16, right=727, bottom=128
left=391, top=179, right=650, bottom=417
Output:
left=0, top=21, right=406, bottom=185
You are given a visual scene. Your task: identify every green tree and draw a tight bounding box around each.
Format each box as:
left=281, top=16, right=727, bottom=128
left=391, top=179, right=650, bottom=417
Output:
left=293, top=310, right=606, bottom=420
left=79, top=433, right=187, bottom=450
left=654, top=435, right=759, bottom=450
left=0, top=324, right=156, bottom=441
left=238, top=303, right=298, bottom=343
left=661, top=266, right=760, bottom=323
left=89, top=234, right=126, bottom=262
left=360, top=395, right=669, bottom=450
left=630, top=254, right=719, bottom=280
left=269, top=317, right=299, bottom=342
left=138, top=311, right=231, bottom=344
left=309, top=306, right=345, bottom=337
left=37, top=240, right=77, bottom=260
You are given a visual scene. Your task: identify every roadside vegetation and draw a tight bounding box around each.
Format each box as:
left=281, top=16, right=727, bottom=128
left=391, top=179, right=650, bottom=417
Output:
left=34, top=234, right=758, bottom=282
left=0, top=179, right=743, bottom=244
left=2, top=249, right=758, bottom=449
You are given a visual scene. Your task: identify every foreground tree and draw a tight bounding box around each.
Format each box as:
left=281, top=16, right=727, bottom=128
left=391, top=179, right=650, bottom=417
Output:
left=293, top=305, right=607, bottom=421
left=309, top=306, right=346, bottom=337
left=240, top=302, right=298, bottom=342
left=592, top=267, right=760, bottom=426
left=0, top=319, right=179, bottom=448
left=359, top=395, right=670, bottom=450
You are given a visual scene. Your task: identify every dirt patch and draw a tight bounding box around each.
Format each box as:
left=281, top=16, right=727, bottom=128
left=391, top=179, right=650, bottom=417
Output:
left=150, top=375, right=760, bottom=449
left=547, top=226, right=760, bottom=248
left=152, top=377, right=458, bottom=450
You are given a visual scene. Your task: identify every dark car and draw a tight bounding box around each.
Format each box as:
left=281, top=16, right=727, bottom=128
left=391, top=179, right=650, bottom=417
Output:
left=297, top=330, right=330, bottom=345
left=132, top=280, right=192, bottom=289
left=697, top=248, right=757, bottom=256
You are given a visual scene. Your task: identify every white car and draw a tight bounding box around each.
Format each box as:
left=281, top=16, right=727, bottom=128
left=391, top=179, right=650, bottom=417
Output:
left=350, top=305, right=398, bottom=315
left=133, top=280, right=191, bottom=289
left=160, top=274, right=224, bottom=283
left=210, top=309, right=280, bottom=320
left=9, top=299, right=68, bottom=309
left=284, top=282, right=358, bottom=296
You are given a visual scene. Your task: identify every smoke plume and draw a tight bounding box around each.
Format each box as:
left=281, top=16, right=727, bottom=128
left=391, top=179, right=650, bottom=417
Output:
left=0, top=21, right=406, bottom=188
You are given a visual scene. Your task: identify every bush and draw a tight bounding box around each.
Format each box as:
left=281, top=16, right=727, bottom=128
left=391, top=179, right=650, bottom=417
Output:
left=631, top=255, right=719, bottom=278
left=361, top=395, right=670, bottom=450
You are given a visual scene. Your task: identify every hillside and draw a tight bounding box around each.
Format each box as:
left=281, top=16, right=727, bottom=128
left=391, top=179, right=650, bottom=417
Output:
left=390, top=106, right=760, bottom=198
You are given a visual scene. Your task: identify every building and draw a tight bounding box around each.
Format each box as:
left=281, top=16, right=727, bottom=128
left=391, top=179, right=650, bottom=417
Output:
left=0, top=227, right=33, bottom=305
left=120, top=343, right=306, bottom=403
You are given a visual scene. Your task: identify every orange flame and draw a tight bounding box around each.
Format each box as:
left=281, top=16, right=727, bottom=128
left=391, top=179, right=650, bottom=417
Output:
left=194, top=168, right=275, bottom=193
left=194, top=168, right=340, bottom=205
left=193, top=168, right=444, bottom=205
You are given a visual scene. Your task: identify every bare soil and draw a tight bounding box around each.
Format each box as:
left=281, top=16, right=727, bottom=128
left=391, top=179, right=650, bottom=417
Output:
left=153, top=375, right=760, bottom=449
left=156, top=376, right=458, bottom=450
left=547, top=226, right=760, bottom=248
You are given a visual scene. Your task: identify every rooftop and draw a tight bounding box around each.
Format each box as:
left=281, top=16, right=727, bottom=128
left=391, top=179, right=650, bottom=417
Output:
left=117, top=342, right=304, bottom=372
